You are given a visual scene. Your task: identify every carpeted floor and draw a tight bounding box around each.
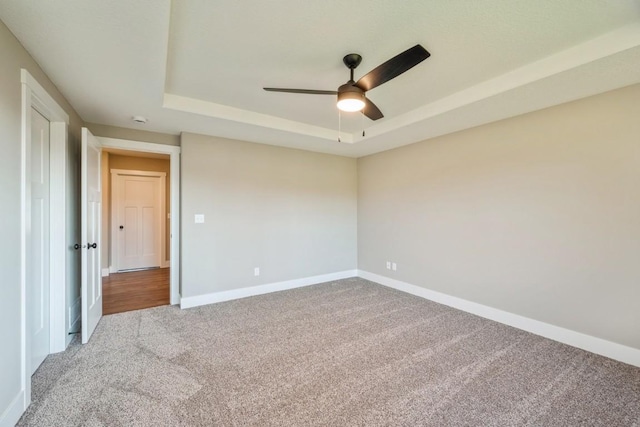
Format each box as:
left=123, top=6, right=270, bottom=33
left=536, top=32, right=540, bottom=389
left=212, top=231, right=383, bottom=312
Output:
left=19, top=278, right=640, bottom=426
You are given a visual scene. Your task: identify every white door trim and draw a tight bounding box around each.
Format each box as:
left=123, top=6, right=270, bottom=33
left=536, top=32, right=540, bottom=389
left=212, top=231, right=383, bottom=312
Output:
left=20, top=69, right=69, bottom=414
left=97, top=137, right=181, bottom=305
left=110, top=169, right=167, bottom=272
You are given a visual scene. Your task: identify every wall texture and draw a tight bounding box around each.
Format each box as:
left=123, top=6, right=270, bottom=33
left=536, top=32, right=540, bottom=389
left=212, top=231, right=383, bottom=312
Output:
left=358, top=83, right=640, bottom=350
left=104, top=153, right=171, bottom=269
left=181, top=133, right=357, bottom=298
left=0, top=19, right=83, bottom=424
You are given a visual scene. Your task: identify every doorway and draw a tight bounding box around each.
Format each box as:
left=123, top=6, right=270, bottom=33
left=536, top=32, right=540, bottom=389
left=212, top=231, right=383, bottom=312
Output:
left=101, top=148, right=172, bottom=314
left=97, top=138, right=180, bottom=306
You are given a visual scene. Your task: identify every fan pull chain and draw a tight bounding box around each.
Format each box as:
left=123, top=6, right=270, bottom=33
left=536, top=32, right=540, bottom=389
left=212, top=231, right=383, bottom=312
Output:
left=361, top=112, right=365, bottom=137
left=338, top=110, right=342, bottom=143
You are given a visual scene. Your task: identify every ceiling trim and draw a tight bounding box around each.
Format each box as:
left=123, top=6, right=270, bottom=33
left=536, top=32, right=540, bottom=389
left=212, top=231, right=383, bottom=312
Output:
left=365, top=23, right=640, bottom=140
left=163, top=23, right=640, bottom=146
left=163, top=93, right=354, bottom=143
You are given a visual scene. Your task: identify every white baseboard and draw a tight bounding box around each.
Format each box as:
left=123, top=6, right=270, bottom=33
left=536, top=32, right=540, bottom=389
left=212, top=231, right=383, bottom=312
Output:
left=358, top=270, right=640, bottom=368
left=180, top=270, right=358, bottom=309
left=107, top=264, right=169, bottom=273
left=0, top=390, right=25, bottom=427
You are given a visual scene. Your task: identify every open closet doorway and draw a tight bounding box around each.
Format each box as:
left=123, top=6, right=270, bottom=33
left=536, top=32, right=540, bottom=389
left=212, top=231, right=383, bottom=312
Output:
left=101, top=148, right=171, bottom=315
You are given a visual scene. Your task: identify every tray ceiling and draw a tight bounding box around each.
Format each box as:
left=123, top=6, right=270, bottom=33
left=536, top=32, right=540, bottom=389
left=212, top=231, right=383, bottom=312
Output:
left=1, top=1, right=639, bottom=157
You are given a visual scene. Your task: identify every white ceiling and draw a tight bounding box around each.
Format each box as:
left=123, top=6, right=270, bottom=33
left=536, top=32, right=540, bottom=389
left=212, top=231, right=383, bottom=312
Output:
left=1, top=1, right=639, bottom=157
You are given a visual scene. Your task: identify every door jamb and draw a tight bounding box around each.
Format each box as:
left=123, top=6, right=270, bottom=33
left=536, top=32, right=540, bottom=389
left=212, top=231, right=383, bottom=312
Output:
left=110, top=169, right=167, bottom=272
left=20, top=69, right=69, bottom=411
left=98, top=137, right=181, bottom=305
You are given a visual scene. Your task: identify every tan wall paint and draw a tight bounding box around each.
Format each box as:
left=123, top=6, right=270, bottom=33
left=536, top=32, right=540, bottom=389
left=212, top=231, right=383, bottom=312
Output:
left=104, top=154, right=171, bottom=269
left=87, top=122, right=180, bottom=146
left=0, top=19, right=84, bottom=420
left=358, top=83, right=640, bottom=350
left=101, top=152, right=110, bottom=269
left=181, top=133, right=357, bottom=298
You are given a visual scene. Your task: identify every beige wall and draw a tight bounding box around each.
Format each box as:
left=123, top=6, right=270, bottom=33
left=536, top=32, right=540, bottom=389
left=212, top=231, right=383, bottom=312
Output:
left=0, top=19, right=84, bottom=421
left=358, top=83, right=640, bottom=350
left=103, top=153, right=171, bottom=269
left=101, top=151, right=110, bottom=268
left=181, top=133, right=357, bottom=298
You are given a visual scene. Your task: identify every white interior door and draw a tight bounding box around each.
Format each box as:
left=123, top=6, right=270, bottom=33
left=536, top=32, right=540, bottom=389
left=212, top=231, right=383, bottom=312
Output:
left=81, top=128, right=102, bottom=344
left=30, top=107, right=50, bottom=373
left=114, top=172, right=163, bottom=271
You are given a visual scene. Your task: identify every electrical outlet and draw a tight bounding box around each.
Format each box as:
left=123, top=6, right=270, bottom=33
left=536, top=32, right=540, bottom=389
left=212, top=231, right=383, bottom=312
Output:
left=386, top=261, right=391, bottom=269
left=392, top=262, right=397, bottom=271
left=194, top=214, right=205, bottom=224
left=254, top=267, right=260, bottom=276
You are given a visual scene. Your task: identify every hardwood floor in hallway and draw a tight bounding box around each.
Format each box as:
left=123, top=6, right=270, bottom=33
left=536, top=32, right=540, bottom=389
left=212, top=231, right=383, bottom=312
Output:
left=102, top=268, right=170, bottom=315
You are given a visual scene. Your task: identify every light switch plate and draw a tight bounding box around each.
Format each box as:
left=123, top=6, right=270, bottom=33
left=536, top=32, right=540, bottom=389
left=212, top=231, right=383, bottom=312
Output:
left=194, top=214, right=205, bottom=224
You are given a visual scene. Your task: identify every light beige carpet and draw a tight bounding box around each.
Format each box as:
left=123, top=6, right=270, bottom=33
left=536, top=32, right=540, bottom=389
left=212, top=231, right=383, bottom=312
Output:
left=19, top=278, right=640, bottom=426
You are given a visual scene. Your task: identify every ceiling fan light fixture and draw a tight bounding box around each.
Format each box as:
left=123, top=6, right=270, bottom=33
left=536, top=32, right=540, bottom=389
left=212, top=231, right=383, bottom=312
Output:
left=337, top=90, right=365, bottom=112
left=264, top=44, right=430, bottom=121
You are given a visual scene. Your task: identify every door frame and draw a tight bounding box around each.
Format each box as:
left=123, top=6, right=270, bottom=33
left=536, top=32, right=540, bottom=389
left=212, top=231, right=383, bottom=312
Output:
left=110, top=169, right=167, bottom=272
left=98, top=137, right=181, bottom=305
left=20, top=69, right=69, bottom=410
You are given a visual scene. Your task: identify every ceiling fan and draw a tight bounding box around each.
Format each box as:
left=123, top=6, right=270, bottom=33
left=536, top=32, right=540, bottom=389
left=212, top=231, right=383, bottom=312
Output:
left=264, top=44, right=431, bottom=121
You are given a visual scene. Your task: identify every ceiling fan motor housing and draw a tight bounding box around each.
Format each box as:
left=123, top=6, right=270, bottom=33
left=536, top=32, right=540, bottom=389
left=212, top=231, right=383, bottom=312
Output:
left=338, top=82, right=364, bottom=96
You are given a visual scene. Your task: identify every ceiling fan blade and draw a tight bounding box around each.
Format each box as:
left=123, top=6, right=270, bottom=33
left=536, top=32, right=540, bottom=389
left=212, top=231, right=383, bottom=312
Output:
left=363, top=98, right=384, bottom=121
left=263, top=88, right=338, bottom=95
left=354, top=44, right=430, bottom=92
